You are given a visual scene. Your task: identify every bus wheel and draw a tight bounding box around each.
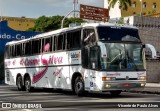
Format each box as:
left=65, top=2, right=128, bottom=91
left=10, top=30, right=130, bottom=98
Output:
left=75, top=76, right=84, bottom=96
left=24, top=76, right=33, bottom=92
left=110, top=90, right=122, bottom=96
left=17, top=76, right=24, bottom=91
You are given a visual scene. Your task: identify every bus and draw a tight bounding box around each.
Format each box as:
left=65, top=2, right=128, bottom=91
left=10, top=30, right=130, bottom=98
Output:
left=4, top=23, right=156, bottom=96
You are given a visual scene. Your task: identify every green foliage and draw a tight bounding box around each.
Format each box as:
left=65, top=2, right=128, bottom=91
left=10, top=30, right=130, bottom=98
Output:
left=117, top=17, right=124, bottom=24
left=108, top=0, right=131, bottom=10
left=27, top=15, right=86, bottom=32
left=148, top=9, right=156, bottom=15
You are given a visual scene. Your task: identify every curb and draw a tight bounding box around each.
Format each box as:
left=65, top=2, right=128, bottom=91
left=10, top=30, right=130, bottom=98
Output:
left=129, top=90, right=160, bottom=95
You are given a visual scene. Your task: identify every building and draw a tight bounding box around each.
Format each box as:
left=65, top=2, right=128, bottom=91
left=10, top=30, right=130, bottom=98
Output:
left=0, top=16, right=35, bottom=31
left=104, top=0, right=160, bottom=18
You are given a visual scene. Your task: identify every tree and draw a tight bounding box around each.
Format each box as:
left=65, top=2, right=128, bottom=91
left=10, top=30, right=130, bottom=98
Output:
left=27, top=15, right=86, bottom=32
left=108, top=0, right=132, bottom=10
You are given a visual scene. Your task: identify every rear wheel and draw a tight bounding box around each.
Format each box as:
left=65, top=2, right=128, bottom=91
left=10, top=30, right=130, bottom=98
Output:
left=17, top=76, right=24, bottom=91
left=74, top=76, right=85, bottom=96
left=24, top=76, right=33, bottom=92
left=110, top=90, right=122, bottom=96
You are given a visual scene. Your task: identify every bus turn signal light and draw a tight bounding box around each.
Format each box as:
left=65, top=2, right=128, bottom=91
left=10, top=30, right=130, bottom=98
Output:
left=102, top=77, right=115, bottom=81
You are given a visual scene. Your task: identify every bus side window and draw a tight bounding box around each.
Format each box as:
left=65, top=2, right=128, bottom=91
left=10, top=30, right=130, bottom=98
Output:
left=32, top=39, right=41, bottom=54
left=24, top=41, right=32, bottom=55
left=12, top=45, right=15, bottom=57
left=82, top=47, right=89, bottom=68
left=43, top=37, right=52, bottom=52
left=57, top=34, right=64, bottom=51
left=90, top=46, right=100, bottom=69
left=9, top=46, right=12, bottom=58
left=67, top=30, right=81, bottom=50
left=67, top=33, right=71, bottom=50
left=5, top=45, right=9, bottom=58
left=15, top=44, right=21, bottom=57
left=83, top=29, right=96, bottom=46
left=72, top=30, right=81, bottom=49
left=53, top=36, right=57, bottom=51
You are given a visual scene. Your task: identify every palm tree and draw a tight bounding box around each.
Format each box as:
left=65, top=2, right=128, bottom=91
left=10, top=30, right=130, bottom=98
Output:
left=108, top=0, right=132, bottom=10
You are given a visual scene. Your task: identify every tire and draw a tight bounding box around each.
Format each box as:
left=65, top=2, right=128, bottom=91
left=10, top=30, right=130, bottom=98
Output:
left=110, top=90, right=122, bottom=96
left=17, top=76, right=24, bottom=91
left=24, top=76, right=33, bottom=92
left=74, top=76, right=85, bottom=96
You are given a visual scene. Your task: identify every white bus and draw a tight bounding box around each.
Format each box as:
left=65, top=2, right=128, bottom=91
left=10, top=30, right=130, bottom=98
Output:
left=4, top=23, right=155, bottom=96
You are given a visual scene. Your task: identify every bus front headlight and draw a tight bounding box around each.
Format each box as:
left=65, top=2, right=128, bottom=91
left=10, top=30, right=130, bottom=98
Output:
left=138, top=76, right=146, bottom=80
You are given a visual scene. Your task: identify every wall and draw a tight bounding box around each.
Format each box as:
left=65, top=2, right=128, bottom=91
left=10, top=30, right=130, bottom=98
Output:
left=133, top=16, right=160, bottom=83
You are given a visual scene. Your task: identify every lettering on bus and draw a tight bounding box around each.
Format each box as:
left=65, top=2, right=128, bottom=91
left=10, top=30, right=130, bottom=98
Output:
left=106, top=72, right=121, bottom=76
left=137, top=72, right=145, bottom=76
left=19, top=55, right=63, bottom=66
left=12, top=60, right=16, bottom=65
left=53, top=68, right=63, bottom=76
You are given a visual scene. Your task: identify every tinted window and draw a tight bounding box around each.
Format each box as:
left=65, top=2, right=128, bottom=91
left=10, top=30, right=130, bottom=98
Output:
left=97, top=26, right=141, bottom=42
left=67, top=30, right=81, bottom=50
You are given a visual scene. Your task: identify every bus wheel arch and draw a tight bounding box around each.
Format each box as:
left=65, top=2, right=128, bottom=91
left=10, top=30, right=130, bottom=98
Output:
left=71, top=72, right=85, bottom=96
left=16, top=74, right=25, bottom=91
left=24, top=73, right=33, bottom=92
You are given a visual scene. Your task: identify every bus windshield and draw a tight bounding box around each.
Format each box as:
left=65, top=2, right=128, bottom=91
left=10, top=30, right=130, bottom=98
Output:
left=97, top=26, right=141, bottom=42
left=100, top=43, right=144, bottom=71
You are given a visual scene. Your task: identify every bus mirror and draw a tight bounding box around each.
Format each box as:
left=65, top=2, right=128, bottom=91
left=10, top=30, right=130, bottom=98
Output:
left=145, top=44, right=157, bottom=59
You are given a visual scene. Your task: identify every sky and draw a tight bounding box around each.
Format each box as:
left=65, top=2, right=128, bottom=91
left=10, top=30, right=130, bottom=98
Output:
left=0, top=0, right=104, bottom=18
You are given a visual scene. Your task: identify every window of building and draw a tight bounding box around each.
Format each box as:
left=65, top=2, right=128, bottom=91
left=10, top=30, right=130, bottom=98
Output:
left=132, top=2, right=136, bottom=8
left=153, top=3, right=157, bottom=8
left=143, top=2, right=147, bottom=8
left=133, top=12, right=136, bottom=16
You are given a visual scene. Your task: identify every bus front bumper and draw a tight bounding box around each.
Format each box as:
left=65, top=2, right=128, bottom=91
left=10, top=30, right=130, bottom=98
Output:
left=101, top=81, right=146, bottom=91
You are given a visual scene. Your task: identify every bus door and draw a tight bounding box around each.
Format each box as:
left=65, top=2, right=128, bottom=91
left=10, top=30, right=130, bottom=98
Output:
left=82, top=28, right=97, bottom=91
left=89, top=46, right=100, bottom=91
left=82, top=46, right=100, bottom=91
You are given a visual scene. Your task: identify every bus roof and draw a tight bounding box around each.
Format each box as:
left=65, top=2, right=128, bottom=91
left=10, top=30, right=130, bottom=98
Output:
left=6, top=22, right=138, bottom=45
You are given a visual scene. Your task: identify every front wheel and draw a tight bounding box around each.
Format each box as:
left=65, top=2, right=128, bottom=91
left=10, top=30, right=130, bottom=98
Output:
left=74, top=76, right=85, bottom=96
left=24, top=76, right=33, bottom=92
left=110, top=90, right=122, bottom=96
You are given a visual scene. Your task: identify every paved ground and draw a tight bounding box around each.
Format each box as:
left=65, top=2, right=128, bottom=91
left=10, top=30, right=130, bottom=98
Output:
left=129, top=83, right=160, bottom=94
left=0, top=85, right=160, bottom=111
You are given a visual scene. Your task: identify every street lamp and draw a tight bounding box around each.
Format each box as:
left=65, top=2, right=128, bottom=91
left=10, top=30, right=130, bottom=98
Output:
left=140, top=0, right=143, bottom=16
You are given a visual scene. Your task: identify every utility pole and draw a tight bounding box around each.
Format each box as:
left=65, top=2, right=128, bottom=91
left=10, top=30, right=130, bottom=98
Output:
left=73, top=0, right=78, bottom=18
